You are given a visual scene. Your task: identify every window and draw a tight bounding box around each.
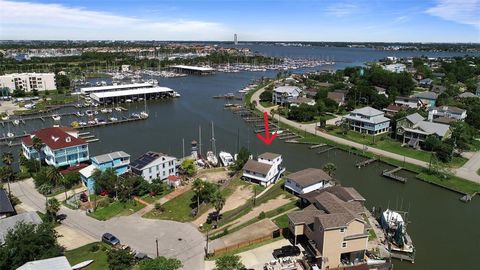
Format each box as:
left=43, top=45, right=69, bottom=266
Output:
left=149, top=168, right=152, bottom=173
left=342, top=242, right=347, bottom=248
left=340, top=228, right=346, bottom=233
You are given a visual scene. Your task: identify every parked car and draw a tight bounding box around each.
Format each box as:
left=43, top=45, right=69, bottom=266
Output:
left=102, top=233, right=120, bottom=246
left=79, top=192, right=88, bottom=202
left=272, top=245, right=301, bottom=259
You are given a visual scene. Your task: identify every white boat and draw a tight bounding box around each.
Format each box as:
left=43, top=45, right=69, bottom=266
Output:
left=76, top=111, right=85, bottom=117
left=140, top=112, right=149, bottom=119
left=52, top=115, right=61, bottom=121
left=125, top=99, right=132, bottom=103
left=100, top=108, right=110, bottom=113
left=380, top=209, right=415, bottom=257
left=196, top=159, right=206, bottom=167
left=115, top=107, right=122, bottom=112
left=79, top=121, right=87, bottom=126
left=131, top=113, right=140, bottom=118
left=219, top=151, right=234, bottom=167
left=12, top=120, right=20, bottom=126
left=109, top=117, right=118, bottom=122
left=173, top=91, right=181, bottom=97
left=272, top=130, right=284, bottom=135
left=72, top=260, right=94, bottom=270
left=7, top=132, right=14, bottom=138
left=1, top=116, right=8, bottom=121
left=85, top=110, right=93, bottom=116
left=206, top=151, right=218, bottom=166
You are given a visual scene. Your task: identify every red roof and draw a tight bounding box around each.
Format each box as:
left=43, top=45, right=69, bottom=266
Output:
left=167, top=175, right=180, bottom=182
left=22, top=127, right=87, bottom=150
left=60, top=163, right=90, bottom=175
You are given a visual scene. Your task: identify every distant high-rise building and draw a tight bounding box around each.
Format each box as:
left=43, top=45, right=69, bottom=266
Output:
left=234, top=34, right=238, bottom=45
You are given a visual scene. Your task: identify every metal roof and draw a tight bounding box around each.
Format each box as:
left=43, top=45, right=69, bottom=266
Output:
left=80, top=83, right=153, bottom=93
left=90, top=87, right=174, bottom=99
left=405, top=113, right=425, bottom=125
left=351, top=106, right=384, bottom=117
left=170, top=65, right=214, bottom=71
left=92, top=151, right=130, bottom=164
left=0, top=189, right=14, bottom=214
left=0, top=212, right=42, bottom=244
left=17, top=256, right=72, bottom=270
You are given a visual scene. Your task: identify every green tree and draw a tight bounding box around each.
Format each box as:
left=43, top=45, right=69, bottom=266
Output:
left=32, top=136, right=43, bottom=170
left=0, top=222, right=61, bottom=269
left=47, top=166, right=62, bottom=188
left=231, top=147, right=251, bottom=172
left=55, top=73, right=70, bottom=90
left=0, top=166, right=13, bottom=196
left=214, top=254, right=245, bottom=270
left=38, top=183, right=53, bottom=204
left=322, top=163, right=337, bottom=177
left=93, top=168, right=118, bottom=197
left=192, top=178, right=206, bottom=214
left=62, top=171, right=80, bottom=201
left=259, top=90, right=273, bottom=102
left=46, top=198, right=60, bottom=221
left=1, top=152, right=14, bottom=195
left=180, top=159, right=196, bottom=177
left=424, top=135, right=442, bottom=151
left=138, top=256, right=182, bottom=270
left=212, top=191, right=226, bottom=223
left=107, top=248, right=134, bottom=270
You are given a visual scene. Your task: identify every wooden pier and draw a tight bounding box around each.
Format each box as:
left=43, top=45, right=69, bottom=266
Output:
left=460, top=192, right=476, bottom=203
left=317, top=147, right=336, bottom=154
left=382, top=167, right=407, bottom=183
left=309, top=144, right=326, bottom=149
left=74, top=117, right=147, bottom=129
left=355, top=158, right=377, bottom=168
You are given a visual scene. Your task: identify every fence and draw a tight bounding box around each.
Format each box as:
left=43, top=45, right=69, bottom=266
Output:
left=212, top=234, right=273, bottom=256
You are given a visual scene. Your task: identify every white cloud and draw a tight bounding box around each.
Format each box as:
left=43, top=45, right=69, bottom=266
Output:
left=426, top=0, right=480, bottom=29
left=324, top=3, right=360, bottom=17
left=0, top=0, right=230, bottom=40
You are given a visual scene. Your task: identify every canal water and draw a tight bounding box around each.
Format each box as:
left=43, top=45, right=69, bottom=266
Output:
left=1, top=46, right=478, bottom=269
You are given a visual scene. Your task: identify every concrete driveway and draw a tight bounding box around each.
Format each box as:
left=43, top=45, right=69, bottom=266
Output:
left=10, top=179, right=206, bottom=270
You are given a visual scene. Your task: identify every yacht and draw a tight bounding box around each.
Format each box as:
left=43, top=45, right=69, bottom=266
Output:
left=140, top=112, right=149, bottom=119
left=7, top=132, right=14, bottom=138
left=52, top=114, right=61, bottom=121
left=219, top=151, right=234, bottom=167
left=76, top=111, right=85, bottom=117
left=85, top=110, right=94, bottom=116
left=206, top=151, right=218, bottom=167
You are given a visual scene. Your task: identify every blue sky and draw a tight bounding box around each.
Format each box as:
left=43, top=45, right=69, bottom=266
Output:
left=0, top=0, right=479, bottom=42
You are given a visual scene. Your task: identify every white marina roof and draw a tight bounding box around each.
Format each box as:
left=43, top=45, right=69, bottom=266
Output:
left=81, top=83, right=153, bottom=93
left=90, top=87, right=174, bottom=100
left=170, top=65, right=214, bottom=71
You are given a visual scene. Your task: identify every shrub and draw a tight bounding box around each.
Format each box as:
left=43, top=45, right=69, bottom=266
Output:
left=258, top=211, right=266, bottom=219
left=89, top=243, right=100, bottom=252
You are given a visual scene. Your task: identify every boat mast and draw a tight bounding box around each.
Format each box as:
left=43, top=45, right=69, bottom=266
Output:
left=211, top=121, right=216, bottom=155
left=182, top=138, right=185, bottom=158
left=198, top=125, right=202, bottom=157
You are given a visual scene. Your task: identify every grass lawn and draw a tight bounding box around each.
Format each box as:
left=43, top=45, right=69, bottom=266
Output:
left=260, top=101, right=275, bottom=108
left=143, top=189, right=200, bottom=222
left=88, top=200, right=145, bottom=221
left=273, top=214, right=289, bottom=229
left=65, top=242, right=110, bottom=270
left=417, top=171, right=480, bottom=195
left=140, top=185, right=173, bottom=204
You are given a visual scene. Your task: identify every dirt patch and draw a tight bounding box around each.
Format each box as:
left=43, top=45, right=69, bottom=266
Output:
left=197, top=169, right=230, bottom=184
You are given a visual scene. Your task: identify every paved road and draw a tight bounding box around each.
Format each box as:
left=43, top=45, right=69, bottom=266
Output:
left=10, top=179, right=206, bottom=270
left=454, top=151, right=480, bottom=184
left=252, top=87, right=480, bottom=184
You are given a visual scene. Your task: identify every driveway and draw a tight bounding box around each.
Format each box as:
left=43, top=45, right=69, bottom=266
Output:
left=10, top=179, right=206, bottom=270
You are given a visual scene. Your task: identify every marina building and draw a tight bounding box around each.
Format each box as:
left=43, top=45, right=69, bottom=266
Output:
left=89, top=86, right=175, bottom=104
left=80, top=151, right=131, bottom=191
left=0, top=73, right=56, bottom=93
left=130, top=151, right=177, bottom=182
left=284, top=168, right=333, bottom=195
left=242, top=152, right=285, bottom=186
left=169, top=65, right=214, bottom=75
left=80, top=82, right=154, bottom=95
left=287, top=186, right=368, bottom=270
left=343, top=106, right=391, bottom=135
left=21, top=127, right=89, bottom=168
left=272, top=86, right=302, bottom=105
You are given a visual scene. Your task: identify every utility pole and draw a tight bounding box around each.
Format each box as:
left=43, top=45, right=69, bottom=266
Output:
left=155, top=237, right=159, bottom=258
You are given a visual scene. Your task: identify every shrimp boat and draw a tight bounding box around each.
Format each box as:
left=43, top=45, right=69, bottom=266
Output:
left=219, top=151, right=234, bottom=167
left=380, top=209, right=415, bottom=262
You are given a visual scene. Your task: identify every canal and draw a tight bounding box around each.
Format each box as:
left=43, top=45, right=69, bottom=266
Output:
left=1, top=46, right=478, bottom=269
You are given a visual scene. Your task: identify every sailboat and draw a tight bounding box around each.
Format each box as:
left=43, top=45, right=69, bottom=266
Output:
left=206, top=122, right=218, bottom=166
left=140, top=93, right=149, bottom=119
left=6, top=122, right=14, bottom=138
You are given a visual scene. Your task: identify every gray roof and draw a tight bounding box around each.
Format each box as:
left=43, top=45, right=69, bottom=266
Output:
left=0, top=212, right=42, bottom=244
left=273, top=86, right=302, bottom=94
left=92, top=151, right=130, bottom=164
left=405, top=113, right=425, bottom=125
left=431, top=106, right=466, bottom=114
left=258, top=152, right=281, bottom=160
left=458, top=92, right=478, bottom=98
left=415, top=91, right=438, bottom=100
left=17, top=256, right=72, bottom=270
left=351, top=106, right=384, bottom=117
left=0, top=189, right=14, bottom=214
left=287, top=168, right=332, bottom=188
left=408, top=121, right=450, bottom=137
left=242, top=159, right=272, bottom=175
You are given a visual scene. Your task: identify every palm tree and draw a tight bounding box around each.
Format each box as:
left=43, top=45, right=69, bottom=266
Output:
left=32, top=136, right=43, bottom=170
left=323, top=163, right=337, bottom=177
left=1, top=152, right=14, bottom=195
left=38, top=183, right=52, bottom=205
left=46, top=197, right=60, bottom=221
left=192, top=179, right=206, bottom=216
left=46, top=166, right=62, bottom=198
left=212, top=191, right=226, bottom=223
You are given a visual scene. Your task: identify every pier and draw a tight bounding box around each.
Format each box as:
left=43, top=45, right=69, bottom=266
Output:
left=309, top=144, right=326, bottom=149
left=74, top=116, right=147, bottom=129
left=382, top=167, right=407, bottom=183
left=460, top=192, right=476, bottom=203
left=317, top=147, right=336, bottom=154
left=355, top=158, right=377, bottom=168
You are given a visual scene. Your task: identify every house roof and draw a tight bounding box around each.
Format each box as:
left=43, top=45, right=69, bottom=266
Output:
left=242, top=159, right=272, bottom=175
left=92, top=151, right=130, bottom=164
left=414, top=91, right=438, bottom=100
left=258, top=152, right=281, bottom=160
left=17, top=256, right=72, bottom=270
left=430, top=106, right=466, bottom=114
left=327, top=91, right=345, bottom=103
left=0, top=189, right=14, bottom=214
left=405, top=113, right=425, bottom=125
left=458, top=92, right=477, bottom=98
left=79, top=164, right=96, bottom=179
left=395, top=96, right=419, bottom=103
left=273, top=86, right=302, bottom=94
left=22, top=127, right=87, bottom=150
left=292, top=97, right=315, bottom=104
left=374, top=86, right=386, bottom=93
left=130, top=151, right=174, bottom=170
left=407, top=121, right=450, bottom=137
left=351, top=106, right=384, bottom=117
left=383, top=104, right=403, bottom=113
left=432, top=116, right=456, bottom=124
left=286, top=168, right=332, bottom=188
left=167, top=175, right=181, bottom=182
left=0, top=212, right=42, bottom=244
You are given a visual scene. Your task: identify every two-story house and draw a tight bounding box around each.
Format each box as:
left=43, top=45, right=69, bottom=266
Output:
left=428, top=106, right=467, bottom=121
left=284, top=168, right=333, bottom=195
left=21, top=127, right=89, bottom=168
left=397, top=113, right=451, bottom=148
left=242, top=152, right=285, bottom=186
left=130, top=151, right=177, bottom=182
left=414, top=91, right=438, bottom=108
left=287, top=186, right=369, bottom=270
left=343, top=106, right=390, bottom=135
left=272, top=86, right=302, bottom=106
left=394, top=96, right=423, bottom=109
left=80, top=151, right=130, bottom=191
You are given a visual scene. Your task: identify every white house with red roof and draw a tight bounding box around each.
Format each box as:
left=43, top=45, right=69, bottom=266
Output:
left=21, top=127, right=89, bottom=167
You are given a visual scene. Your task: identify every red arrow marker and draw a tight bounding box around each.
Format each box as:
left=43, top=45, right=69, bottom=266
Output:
left=257, top=112, right=278, bottom=145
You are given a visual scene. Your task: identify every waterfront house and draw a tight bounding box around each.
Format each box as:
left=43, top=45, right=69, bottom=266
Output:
left=397, top=113, right=451, bottom=148
left=80, top=151, right=130, bottom=192
left=290, top=97, right=316, bottom=107
left=343, top=106, right=391, bottom=135
left=130, top=151, right=176, bottom=182
left=272, top=86, right=302, bottom=106
left=428, top=106, right=467, bottom=121
left=21, top=127, right=89, bottom=168
left=394, top=96, right=423, bottom=109
left=284, top=168, right=333, bottom=195
left=304, top=88, right=319, bottom=99
left=0, top=212, right=42, bottom=244
left=414, top=91, right=438, bottom=108
left=383, top=104, right=404, bottom=117
left=242, top=152, right=285, bottom=186
left=287, top=186, right=368, bottom=270
left=327, top=91, right=346, bottom=106
left=0, top=190, right=15, bottom=219
left=383, top=63, right=406, bottom=73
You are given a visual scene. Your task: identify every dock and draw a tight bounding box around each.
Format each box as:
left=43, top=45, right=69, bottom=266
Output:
left=309, top=144, right=326, bottom=149
left=74, top=117, right=147, bottom=129
left=355, top=158, right=377, bottom=168
left=460, top=192, right=476, bottom=203
left=382, top=167, right=407, bottom=183
left=317, top=147, right=336, bottom=154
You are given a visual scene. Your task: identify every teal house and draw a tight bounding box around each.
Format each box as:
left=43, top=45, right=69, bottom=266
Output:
left=80, top=151, right=130, bottom=192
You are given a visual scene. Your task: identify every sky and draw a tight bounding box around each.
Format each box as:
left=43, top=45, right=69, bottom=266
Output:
left=0, top=0, right=479, bottom=42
